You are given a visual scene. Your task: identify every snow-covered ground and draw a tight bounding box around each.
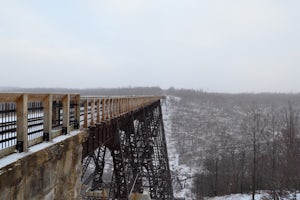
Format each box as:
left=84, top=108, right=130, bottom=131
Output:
left=204, top=191, right=300, bottom=200
left=163, top=96, right=198, bottom=199
left=162, top=96, right=300, bottom=200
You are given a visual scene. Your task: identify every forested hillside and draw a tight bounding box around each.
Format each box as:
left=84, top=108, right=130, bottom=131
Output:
left=164, top=89, right=300, bottom=199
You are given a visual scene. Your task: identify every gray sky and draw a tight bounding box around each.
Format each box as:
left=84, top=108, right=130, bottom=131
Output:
left=0, top=1, right=299, bottom=93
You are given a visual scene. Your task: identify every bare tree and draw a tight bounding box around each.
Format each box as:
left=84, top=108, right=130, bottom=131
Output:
left=281, top=102, right=300, bottom=191
left=242, top=104, right=267, bottom=200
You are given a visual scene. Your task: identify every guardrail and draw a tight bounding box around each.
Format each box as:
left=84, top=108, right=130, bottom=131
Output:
left=0, top=93, right=163, bottom=158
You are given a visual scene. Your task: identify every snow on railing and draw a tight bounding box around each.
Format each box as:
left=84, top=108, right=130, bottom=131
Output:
left=0, top=93, right=162, bottom=158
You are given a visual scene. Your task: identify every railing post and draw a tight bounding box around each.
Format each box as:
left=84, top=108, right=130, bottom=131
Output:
left=116, top=99, right=119, bottom=116
left=107, top=99, right=110, bottom=119
left=101, top=98, right=105, bottom=121
left=97, top=99, right=101, bottom=123
left=74, top=94, right=81, bottom=129
left=106, top=98, right=109, bottom=120
left=43, top=94, right=52, bottom=141
left=91, top=99, right=95, bottom=125
left=132, top=98, right=135, bottom=110
left=113, top=99, right=117, bottom=117
left=113, top=99, right=116, bottom=117
left=121, top=98, right=124, bottom=114
left=120, top=98, right=123, bottom=114
left=136, top=98, right=138, bottom=109
left=105, top=98, right=108, bottom=120
left=127, top=98, right=129, bottom=112
left=16, top=94, right=28, bottom=152
left=132, top=98, right=134, bottom=110
left=111, top=99, right=114, bottom=118
left=62, top=94, right=70, bottom=134
left=109, top=99, right=112, bottom=119
left=84, top=99, right=88, bottom=128
left=105, top=99, right=108, bottom=120
left=128, top=98, right=130, bottom=111
left=117, top=98, right=120, bottom=116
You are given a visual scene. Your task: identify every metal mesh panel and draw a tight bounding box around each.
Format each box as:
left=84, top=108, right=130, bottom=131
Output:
left=0, top=103, right=17, bottom=150
left=27, top=101, right=44, bottom=143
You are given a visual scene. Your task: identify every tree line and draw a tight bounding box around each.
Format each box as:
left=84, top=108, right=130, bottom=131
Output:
left=192, top=102, right=300, bottom=199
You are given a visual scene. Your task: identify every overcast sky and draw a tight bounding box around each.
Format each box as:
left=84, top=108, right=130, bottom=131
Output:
left=0, top=1, right=299, bottom=93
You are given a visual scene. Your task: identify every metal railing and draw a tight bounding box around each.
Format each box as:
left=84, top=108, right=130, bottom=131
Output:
left=0, top=93, right=162, bottom=158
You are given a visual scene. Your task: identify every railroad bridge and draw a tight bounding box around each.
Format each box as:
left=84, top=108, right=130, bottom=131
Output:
left=0, top=93, right=173, bottom=200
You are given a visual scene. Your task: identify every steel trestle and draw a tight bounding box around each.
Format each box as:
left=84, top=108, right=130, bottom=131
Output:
left=82, top=100, right=173, bottom=200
